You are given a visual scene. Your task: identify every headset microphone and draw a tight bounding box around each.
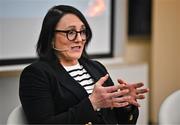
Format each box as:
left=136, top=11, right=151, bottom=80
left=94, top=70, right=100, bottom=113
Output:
left=53, top=47, right=69, bottom=52
left=52, top=42, right=69, bottom=52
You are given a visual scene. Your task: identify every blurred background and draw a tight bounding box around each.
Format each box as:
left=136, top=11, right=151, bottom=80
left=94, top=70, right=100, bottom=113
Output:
left=0, top=0, right=180, bottom=124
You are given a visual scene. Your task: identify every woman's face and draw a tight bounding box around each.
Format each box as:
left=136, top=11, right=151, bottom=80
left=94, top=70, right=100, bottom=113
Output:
left=54, top=14, right=86, bottom=66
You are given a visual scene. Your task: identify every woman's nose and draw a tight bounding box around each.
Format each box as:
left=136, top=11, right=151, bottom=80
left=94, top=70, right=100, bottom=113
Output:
left=75, top=33, right=83, bottom=42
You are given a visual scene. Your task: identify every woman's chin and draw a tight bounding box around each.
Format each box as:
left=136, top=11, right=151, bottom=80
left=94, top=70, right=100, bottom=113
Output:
left=69, top=54, right=82, bottom=60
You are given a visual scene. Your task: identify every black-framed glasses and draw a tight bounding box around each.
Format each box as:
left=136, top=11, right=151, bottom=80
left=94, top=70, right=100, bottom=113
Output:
left=55, top=29, right=88, bottom=41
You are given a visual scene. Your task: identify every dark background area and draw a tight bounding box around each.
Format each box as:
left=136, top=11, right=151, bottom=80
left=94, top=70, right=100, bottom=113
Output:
left=128, top=0, right=151, bottom=37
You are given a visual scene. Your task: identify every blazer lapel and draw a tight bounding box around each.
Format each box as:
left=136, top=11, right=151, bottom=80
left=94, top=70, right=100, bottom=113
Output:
left=48, top=60, right=88, bottom=101
left=79, top=59, right=103, bottom=83
left=79, top=58, right=111, bottom=87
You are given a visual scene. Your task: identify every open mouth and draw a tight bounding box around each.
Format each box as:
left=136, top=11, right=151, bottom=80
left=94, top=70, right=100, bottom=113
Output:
left=71, top=46, right=81, bottom=51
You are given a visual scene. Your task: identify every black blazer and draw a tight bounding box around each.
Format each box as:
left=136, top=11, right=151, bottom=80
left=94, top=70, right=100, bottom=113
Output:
left=19, top=57, right=139, bottom=124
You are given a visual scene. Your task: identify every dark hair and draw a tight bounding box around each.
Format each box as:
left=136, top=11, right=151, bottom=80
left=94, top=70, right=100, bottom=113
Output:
left=36, top=5, right=92, bottom=60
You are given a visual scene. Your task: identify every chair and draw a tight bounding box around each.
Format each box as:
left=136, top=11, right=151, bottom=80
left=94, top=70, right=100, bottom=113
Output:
left=7, top=105, right=27, bottom=125
left=159, top=90, right=180, bottom=125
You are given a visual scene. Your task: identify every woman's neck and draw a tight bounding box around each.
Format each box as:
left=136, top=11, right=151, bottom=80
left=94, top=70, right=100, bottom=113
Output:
left=59, top=59, right=78, bottom=66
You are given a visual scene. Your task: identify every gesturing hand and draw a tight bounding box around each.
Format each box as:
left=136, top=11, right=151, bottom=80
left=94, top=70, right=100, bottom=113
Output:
left=117, top=79, right=149, bottom=107
left=89, top=74, right=132, bottom=110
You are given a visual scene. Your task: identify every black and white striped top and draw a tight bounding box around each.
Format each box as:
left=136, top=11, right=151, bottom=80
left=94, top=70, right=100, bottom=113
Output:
left=63, top=62, right=95, bottom=94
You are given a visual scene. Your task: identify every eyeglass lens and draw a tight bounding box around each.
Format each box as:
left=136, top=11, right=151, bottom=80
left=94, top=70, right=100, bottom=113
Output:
left=67, top=30, right=87, bottom=41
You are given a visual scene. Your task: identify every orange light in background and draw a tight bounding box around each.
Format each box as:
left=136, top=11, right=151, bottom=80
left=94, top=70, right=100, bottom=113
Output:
left=86, top=0, right=106, bottom=17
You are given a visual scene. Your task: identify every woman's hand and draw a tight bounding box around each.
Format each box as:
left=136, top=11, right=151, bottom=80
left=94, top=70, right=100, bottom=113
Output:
left=117, top=79, right=149, bottom=107
left=89, top=74, right=132, bottom=110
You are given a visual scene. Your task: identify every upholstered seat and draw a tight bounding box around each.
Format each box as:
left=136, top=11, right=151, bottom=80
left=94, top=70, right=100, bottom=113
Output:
left=159, top=90, right=180, bottom=124
left=7, top=105, right=27, bottom=125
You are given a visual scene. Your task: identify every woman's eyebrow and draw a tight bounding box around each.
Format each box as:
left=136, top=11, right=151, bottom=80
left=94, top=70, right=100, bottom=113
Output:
left=65, top=25, right=86, bottom=30
left=65, top=25, right=76, bottom=30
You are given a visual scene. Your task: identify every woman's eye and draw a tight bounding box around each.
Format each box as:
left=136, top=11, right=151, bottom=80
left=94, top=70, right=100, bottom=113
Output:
left=81, top=30, right=86, bottom=34
left=68, top=30, right=76, bottom=35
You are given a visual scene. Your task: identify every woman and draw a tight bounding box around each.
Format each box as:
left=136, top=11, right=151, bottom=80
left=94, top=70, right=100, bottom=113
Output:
left=19, top=5, right=149, bottom=124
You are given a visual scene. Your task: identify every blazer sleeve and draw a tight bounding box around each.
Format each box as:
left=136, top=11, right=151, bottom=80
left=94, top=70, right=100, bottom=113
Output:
left=93, top=60, right=139, bottom=124
left=19, top=64, right=102, bottom=124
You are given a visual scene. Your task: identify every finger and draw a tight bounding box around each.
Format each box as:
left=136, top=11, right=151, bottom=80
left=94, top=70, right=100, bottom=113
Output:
left=119, top=84, right=128, bottom=90
left=132, top=82, right=144, bottom=88
left=112, top=96, right=131, bottom=103
left=96, top=74, right=109, bottom=86
left=117, top=79, right=127, bottom=85
left=109, top=89, right=129, bottom=98
left=105, top=85, right=121, bottom=93
left=136, top=94, right=145, bottom=99
left=136, top=88, right=149, bottom=94
left=113, top=96, right=140, bottom=107
left=113, top=102, right=129, bottom=108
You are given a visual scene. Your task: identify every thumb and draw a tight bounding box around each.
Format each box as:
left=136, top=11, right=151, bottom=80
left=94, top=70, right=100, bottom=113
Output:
left=96, top=74, right=109, bottom=86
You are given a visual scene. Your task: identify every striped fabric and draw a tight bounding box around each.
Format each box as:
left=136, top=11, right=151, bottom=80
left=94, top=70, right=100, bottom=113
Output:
left=63, top=63, right=95, bottom=94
